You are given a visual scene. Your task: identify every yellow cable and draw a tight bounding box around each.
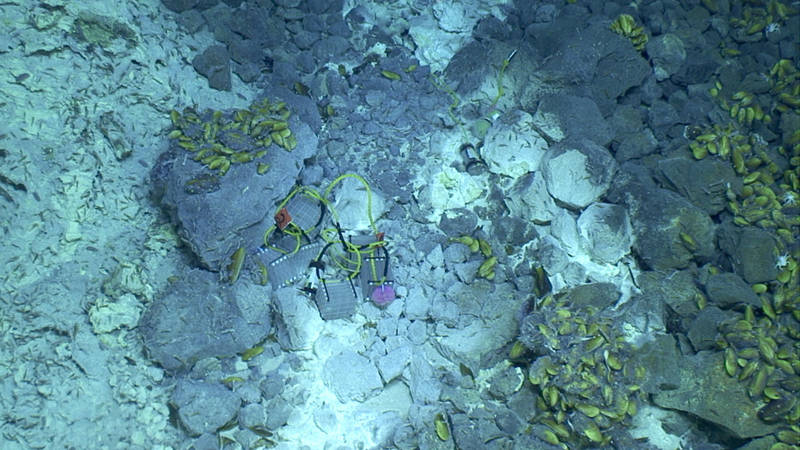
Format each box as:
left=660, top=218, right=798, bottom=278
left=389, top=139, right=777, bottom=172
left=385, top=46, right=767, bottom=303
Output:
left=324, top=173, right=378, bottom=235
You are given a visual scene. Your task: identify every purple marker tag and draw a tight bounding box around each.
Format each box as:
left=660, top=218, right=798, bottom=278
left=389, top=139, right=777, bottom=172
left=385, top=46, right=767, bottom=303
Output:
left=371, top=284, right=396, bottom=306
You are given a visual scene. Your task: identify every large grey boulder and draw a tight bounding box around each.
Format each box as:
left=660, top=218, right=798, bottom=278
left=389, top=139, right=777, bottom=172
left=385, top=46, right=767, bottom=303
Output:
left=532, top=95, right=614, bottom=146
left=139, top=268, right=270, bottom=372
left=171, top=379, right=240, bottom=436
left=577, top=202, right=633, bottom=264
left=481, top=110, right=549, bottom=179
left=505, top=171, right=559, bottom=224
left=651, top=351, right=781, bottom=439
left=541, top=140, right=618, bottom=209
left=150, top=94, right=318, bottom=271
